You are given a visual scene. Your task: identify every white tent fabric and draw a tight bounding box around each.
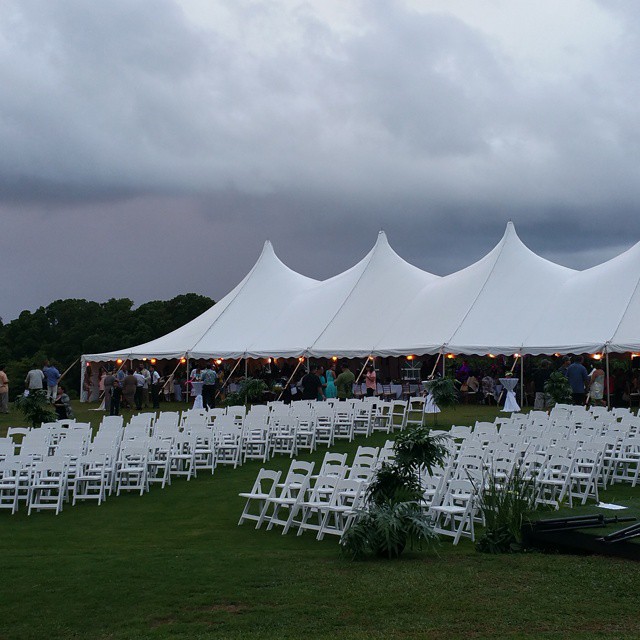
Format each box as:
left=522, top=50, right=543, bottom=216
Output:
left=83, top=222, right=640, bottom=364
left=373, top=223, right=576, bottom=356
left=84, top=241, right=318, bottom=362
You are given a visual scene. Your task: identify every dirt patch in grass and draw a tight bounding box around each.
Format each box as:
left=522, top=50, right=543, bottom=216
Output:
left=198, top=603, right=246, bottom=614
left=149, top=616, right=177, bottom=629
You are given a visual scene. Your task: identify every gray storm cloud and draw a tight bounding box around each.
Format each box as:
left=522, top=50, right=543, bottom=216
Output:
left=1, top=0, right=639, bottom=321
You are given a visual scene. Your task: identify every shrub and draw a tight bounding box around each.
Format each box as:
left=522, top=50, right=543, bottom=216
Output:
left=224, top=377, right=268, bottom=407
left=544, top=371, right=572, bottom=406
left=14, top=390, right=57, bottom=428
left=474, top=465, right=538, bottom=554
left=341, top=425, right=448, bottom=560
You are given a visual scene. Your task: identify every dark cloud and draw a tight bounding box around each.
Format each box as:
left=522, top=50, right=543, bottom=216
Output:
left=2, top=0, right=640, bottom=321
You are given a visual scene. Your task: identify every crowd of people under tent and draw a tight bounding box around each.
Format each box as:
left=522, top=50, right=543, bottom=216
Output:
left=73, top=353, right=640, bottom=416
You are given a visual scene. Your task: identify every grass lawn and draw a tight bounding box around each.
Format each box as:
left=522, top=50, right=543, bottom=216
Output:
left=0, top=402, right=639, bottom=639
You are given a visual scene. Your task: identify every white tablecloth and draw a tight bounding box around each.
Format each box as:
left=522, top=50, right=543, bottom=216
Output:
left=499, top=377, right=520, bottom=412
left=190, top=381, right=203, bottom=409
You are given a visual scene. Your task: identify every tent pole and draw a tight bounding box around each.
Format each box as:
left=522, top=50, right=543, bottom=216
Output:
left=186, top=355, right=190, bottom=404
left=278, top=359, right=304, bottom=401
left=355, top=356, right=371, bottom=384
left=80, top=357, right=86, bottom=402
left=59, top=358, right=79, bottom=383
left=244, top=357, right=248, bottom=379
left=429, top=352, right=442, bottom=379
left=520, top=353, right=524, bottom=408
left=442, top=354, right=446, bottom=377
left=159, top=356, right=185, bottom=397
left=605, top=346, right=611, bottom=408
left=215, top=357, right=242, bottom=401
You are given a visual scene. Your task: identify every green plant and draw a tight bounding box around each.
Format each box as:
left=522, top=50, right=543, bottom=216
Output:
left=544, top=371, right=572, bottom=406
left=14, top=390, right=57, bottom=427
left=341, top=500, right=438, bottom=559
left=426, top=377, right=458, bottom=424
left=342, top=425, right=448, bottom=560
left=474, top=464, right=538, bottom=554
left=393, top=426, right=450, bottom=475
left=224, top=377, right=268, bottom=406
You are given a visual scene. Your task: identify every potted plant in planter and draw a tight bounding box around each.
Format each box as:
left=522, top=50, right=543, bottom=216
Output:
left=544, top=371, right=572, bottom=407
left=341, top=426, right=450, bottom=559
left=224, top=377, right=268, bottom=407
left=424, top=377, right=458, bottom=425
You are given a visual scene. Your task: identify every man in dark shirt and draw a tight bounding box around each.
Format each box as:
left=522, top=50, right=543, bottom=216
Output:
left=300, top=366, right=324, bottom=401
left=532, top=359, right=552, bottom=410
left=566, top=356, right=589, bottom=405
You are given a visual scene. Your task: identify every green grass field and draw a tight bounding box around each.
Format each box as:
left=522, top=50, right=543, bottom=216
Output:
left=0, top=402, right=639, bottom=640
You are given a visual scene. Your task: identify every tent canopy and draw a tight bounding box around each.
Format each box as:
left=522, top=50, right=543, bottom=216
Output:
left=84, top=222, right=640, bottom=363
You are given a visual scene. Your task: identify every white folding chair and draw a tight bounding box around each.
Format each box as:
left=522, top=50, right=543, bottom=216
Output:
left=238, top=468, right=282, bottom=529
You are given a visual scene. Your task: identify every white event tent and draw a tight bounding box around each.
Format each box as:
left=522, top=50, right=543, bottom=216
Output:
left=83, top=222, right=640, bottom=367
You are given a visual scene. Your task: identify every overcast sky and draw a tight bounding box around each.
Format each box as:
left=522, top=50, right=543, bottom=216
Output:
left=2, top=0, right=640, bottom=321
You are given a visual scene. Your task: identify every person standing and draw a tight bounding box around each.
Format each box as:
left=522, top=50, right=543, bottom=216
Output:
left=139, top=365, right=151, bottom=408
left=0, top=365, right=9, bottom=413
left=567, top=356, right=589, bottom=405
left=25, top=364, right=45, bottom=393
left=110, top=379, right=122, bottom=416
left=325, top=363, right=337, bottom=399
left=123, top=370, right=137, bottom=410
left=43, top=362, right=61, bottom=401
left=133, top=368, right=146, bottom=410
left=365, top=365, right=377, bottom=397
left=335, top=363, right=355, bottom=400
left=589, top=363, right=606, bottom=407
left=533, top=360, right=553, bottom=410
left=301, top=366, right=325, bottom=401
left=201, top=363, right=218, bottom=409
left=103, top=370, right=115, bottom=414
left=149, top=365, right=161, bottom=409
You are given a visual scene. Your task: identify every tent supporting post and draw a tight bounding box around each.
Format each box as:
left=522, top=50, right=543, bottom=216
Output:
left=278, top=359, right=304, bottom=401
left=215, top=358, right=242, bottom=401
left=186, top=355, right=190, bottom=404
left=244, top=358, right=248, bottom=379
left=80, top=358, right=86, bottom=402
left=520, top=354, right=524, bottom=408
left=442, top=355, right=446, bottom=377
left=159, top=357, right=184, bottom=398
left=429, top=352, right=442, bottom=379
left=355, top=356, right=371, bottom=384
left=605, top=347, right=611, bottom=408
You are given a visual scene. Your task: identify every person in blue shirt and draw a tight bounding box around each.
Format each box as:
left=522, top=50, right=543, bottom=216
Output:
left=566, top=356, right=589, bottom=405
left=43, top=362, right=61, bottom=401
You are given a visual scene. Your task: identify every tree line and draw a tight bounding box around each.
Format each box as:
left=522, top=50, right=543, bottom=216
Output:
left=0, top=293, right=214, bottom=398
